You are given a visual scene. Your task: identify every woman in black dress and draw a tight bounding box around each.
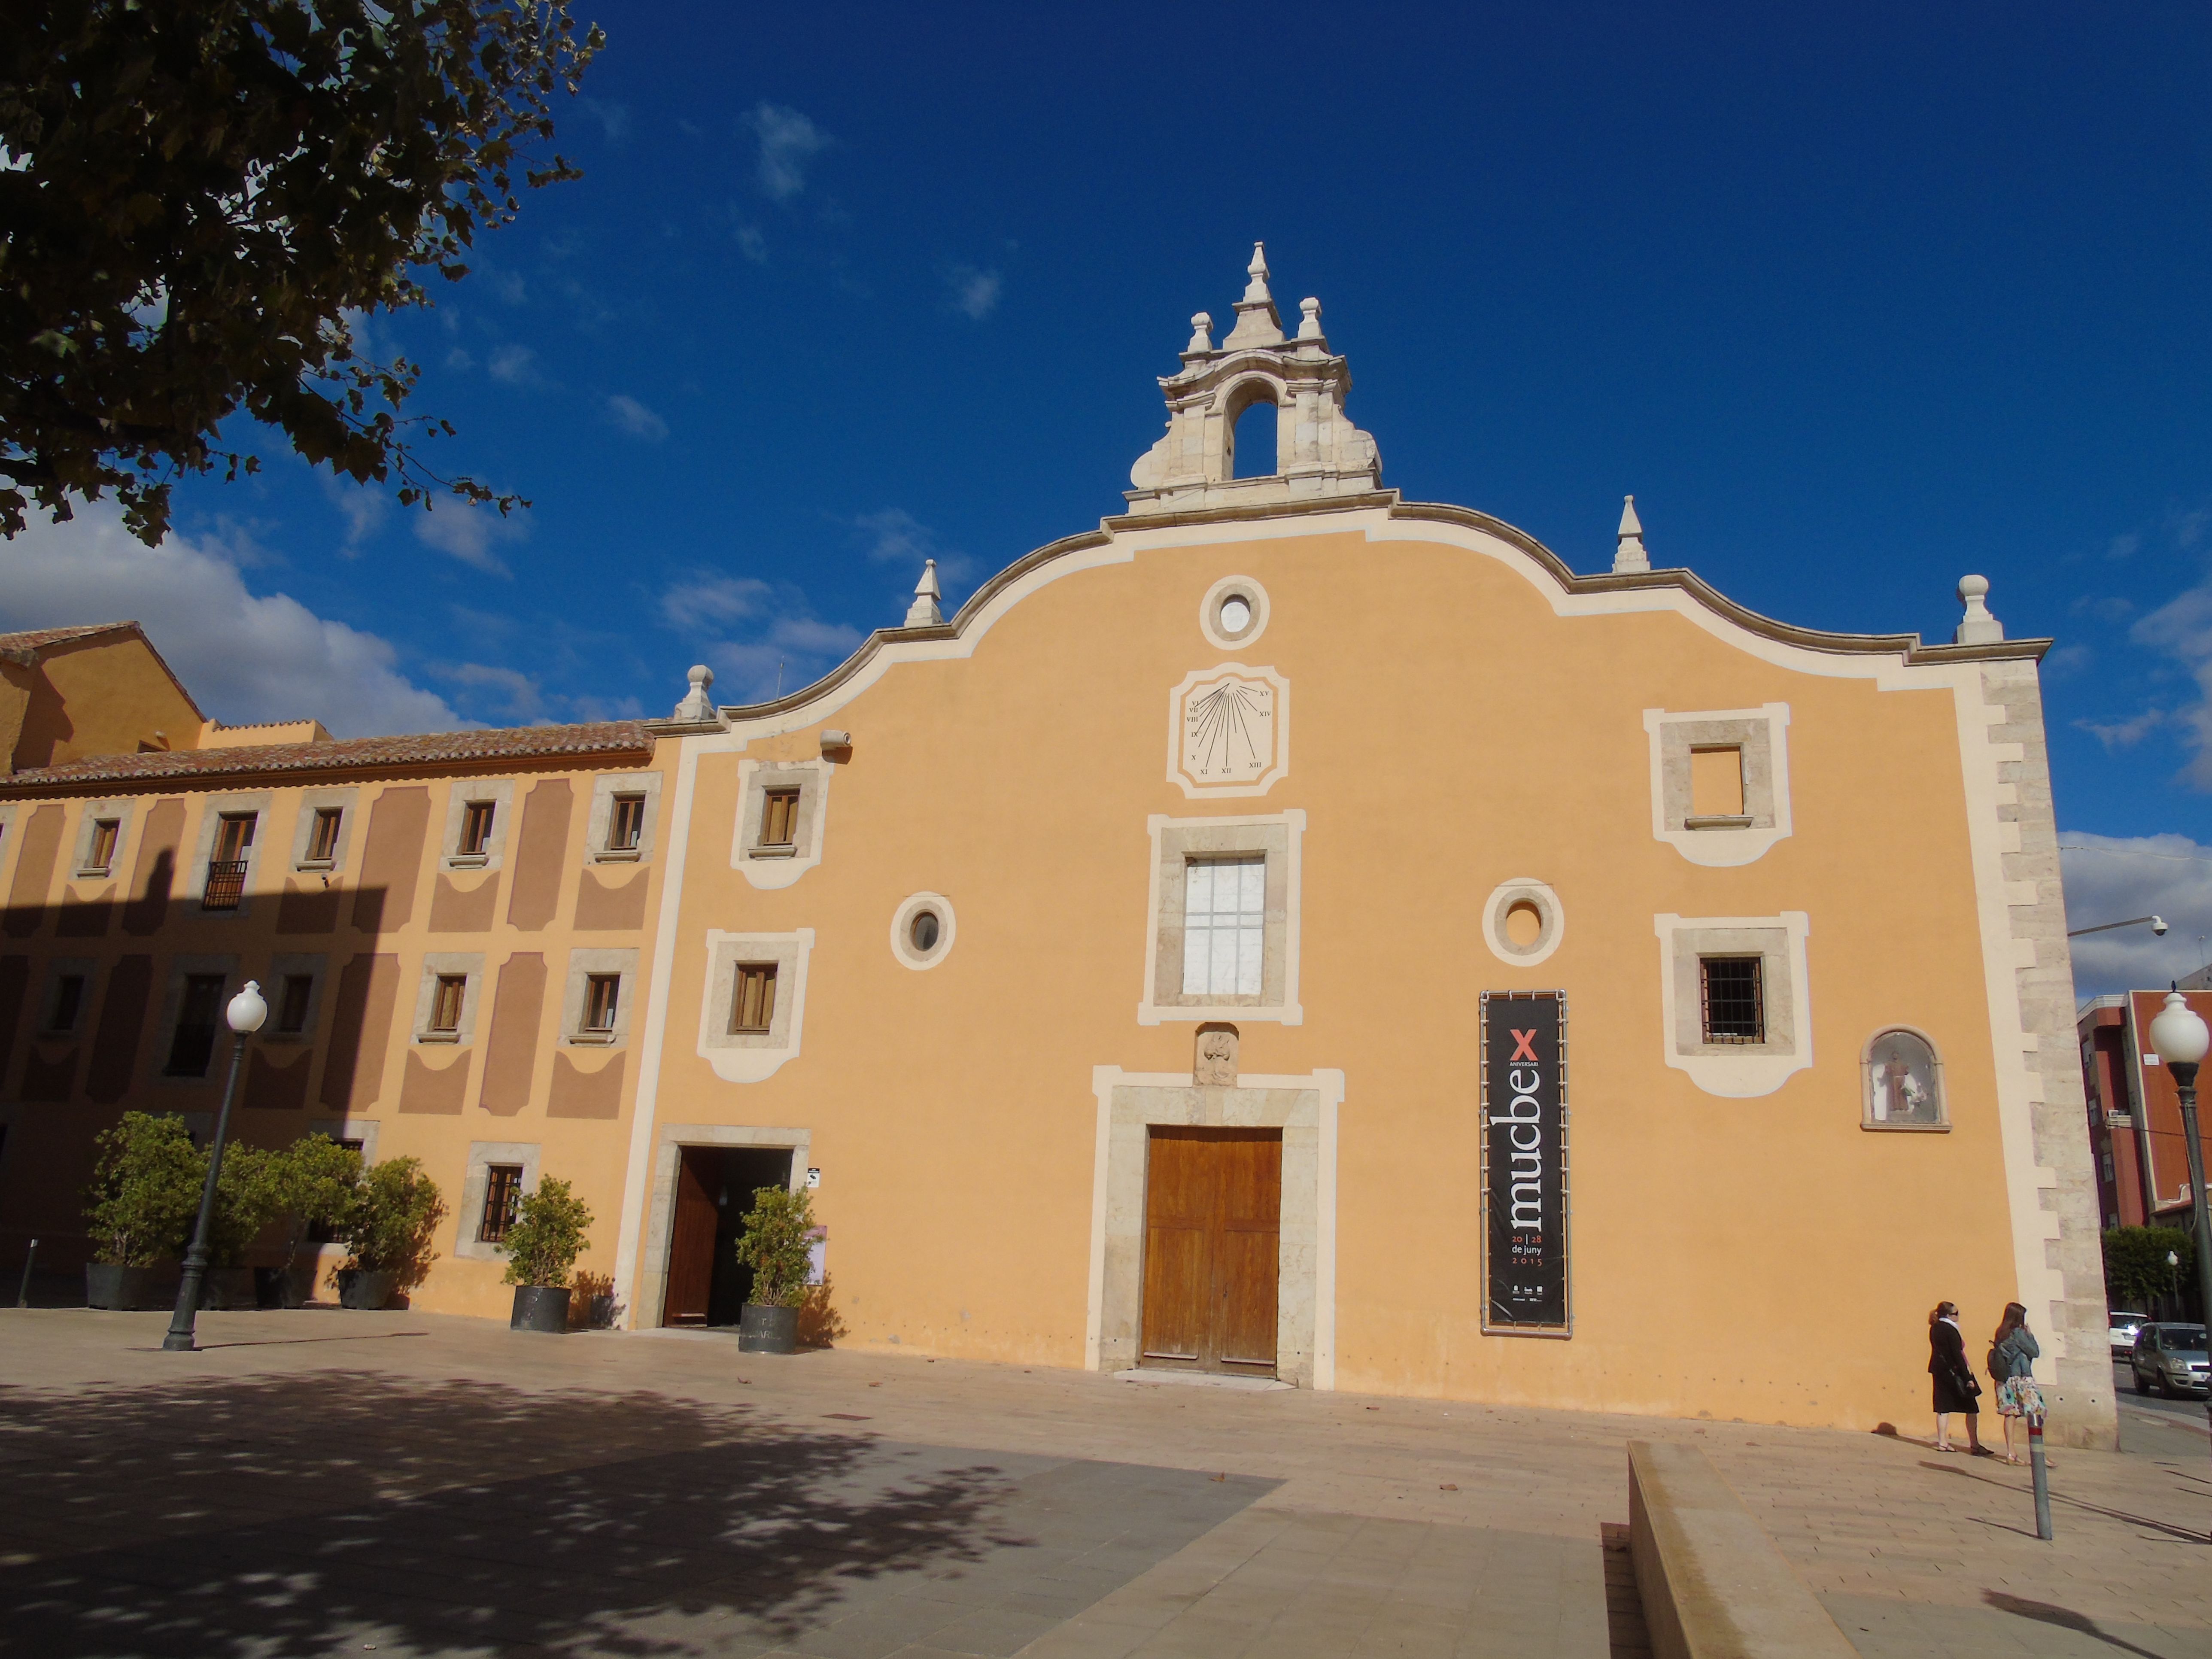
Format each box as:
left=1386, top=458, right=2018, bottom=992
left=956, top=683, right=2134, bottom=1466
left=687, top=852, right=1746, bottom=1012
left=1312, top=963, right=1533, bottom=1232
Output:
left=1928, top=1300, right=1984, bottom=1454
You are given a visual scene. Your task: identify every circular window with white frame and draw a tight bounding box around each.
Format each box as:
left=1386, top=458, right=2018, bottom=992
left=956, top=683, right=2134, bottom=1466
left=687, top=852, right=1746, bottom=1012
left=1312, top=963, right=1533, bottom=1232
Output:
left=1481, top=878, right=1565, bottom=967
left=890, top=892, right=957, bottom=971
left=1200, top=574, right=1270, bottom=651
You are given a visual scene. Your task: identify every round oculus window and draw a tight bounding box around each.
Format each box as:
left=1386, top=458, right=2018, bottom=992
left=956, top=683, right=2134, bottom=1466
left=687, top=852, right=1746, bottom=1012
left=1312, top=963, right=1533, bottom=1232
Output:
left=1218, top=596, right=1252, bottom=636
left=909, top=910, right=941, bottom=953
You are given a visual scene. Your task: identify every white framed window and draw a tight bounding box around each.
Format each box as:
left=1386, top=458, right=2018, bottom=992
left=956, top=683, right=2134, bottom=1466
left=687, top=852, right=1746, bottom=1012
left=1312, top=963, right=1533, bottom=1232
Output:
left=698, top=929, right=814, bottom=1082
left=732, top=760, right=831, bottom=889
left=1863, top=1027, right=1948, bottom=1130
left=561, top=947, right=639, bottom=1046
left=1182, top=857, right=1265, bottom=996
left=290, top=787, right=360, bottom=872
left=440, top=779, right=515, bottom=871
left=412, top=953, right=486, bottom=1045
left=185, top=791, right=272, bottom=915
left=1643, top=705, right=1792, bottom=867
left=453, top=1141, right=541, bottom=1263
left=1139, top=811, right=1304, bottom=1025
left=1652, top=912, right=1812, bottom=1097
left=73, top=801, right=131, bottom=877
left=889, top=892, right=957, bottom=971
left=586, top=771, right=663, bottom=864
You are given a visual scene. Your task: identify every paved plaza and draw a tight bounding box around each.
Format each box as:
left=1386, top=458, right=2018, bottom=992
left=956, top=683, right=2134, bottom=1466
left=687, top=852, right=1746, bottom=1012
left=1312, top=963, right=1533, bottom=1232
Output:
left=0, top=1308, right=2206, bottom=1658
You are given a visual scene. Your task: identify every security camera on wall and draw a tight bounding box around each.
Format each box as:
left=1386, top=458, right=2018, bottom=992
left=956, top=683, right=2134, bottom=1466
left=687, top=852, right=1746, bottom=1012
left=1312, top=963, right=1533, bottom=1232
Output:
left=2153, top=916, right=2169, bottom=936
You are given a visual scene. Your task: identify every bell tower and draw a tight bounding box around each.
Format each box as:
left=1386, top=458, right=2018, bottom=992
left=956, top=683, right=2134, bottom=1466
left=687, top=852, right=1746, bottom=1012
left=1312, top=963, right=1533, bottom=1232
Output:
left=1125, top=243, right=1383, bottom=515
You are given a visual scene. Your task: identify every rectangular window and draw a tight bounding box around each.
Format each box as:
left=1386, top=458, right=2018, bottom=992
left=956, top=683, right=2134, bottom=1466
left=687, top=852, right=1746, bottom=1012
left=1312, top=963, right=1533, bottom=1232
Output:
left=459, top=801, right=496, bottom=857
left=49, top=973, right=86, bottom=1034
left=1182, top=856, right=1265, bottom=997
left=276, top=974, right=314, bottom=1035
left=204, top=813, right=257, bottom=911
left=430, top=973, right=468, bottom=1034
left=759, top=788, right=800, bottom=850
left=479, top=1164, right=524, bottom=1244
left=730, top=963, right=778, bottom=1033
left=608, top=794, right=646, bottom=853
left=1689, top=746, right=1745, bottom=819
left=85, top=819, right=119, bottom=872
left=583, top=972, right=620, bottom=1032
left=307, top=808, right=343, bottom=863
left=166, top=974, right=228, bottom=1076
left=1699, top=956, right=1765, bottom=1044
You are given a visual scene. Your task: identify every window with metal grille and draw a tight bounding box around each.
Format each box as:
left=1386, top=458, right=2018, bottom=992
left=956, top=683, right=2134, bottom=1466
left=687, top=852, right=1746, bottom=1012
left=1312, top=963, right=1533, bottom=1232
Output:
left=430, top=974, right=468, bottom=1033
left=759, top=788, right=800, bottom=849
left=729, top=963, right=778, bottom=1033
left=307, top=808, right=343, bottom=863
left=48, top=974, right=86, bottom=1034
left=608, top=793, right=646, bottom=852
left=85, top=818, right=119, bottom=871
left=1699, top=956, right=1764, bottom=1044
left=276, top=974, right=314, bottom=1034
left=166, top=974, right=228, bottom=1076
left=479, top=1164, right=524, bottom=1244
left=204, top=813, right=257, bottom=910
left=583, top=973, right=620, bottom=1032
left=1182, top=856, right=1265, bottom=997
left=459, top=801, right=496, bottom=856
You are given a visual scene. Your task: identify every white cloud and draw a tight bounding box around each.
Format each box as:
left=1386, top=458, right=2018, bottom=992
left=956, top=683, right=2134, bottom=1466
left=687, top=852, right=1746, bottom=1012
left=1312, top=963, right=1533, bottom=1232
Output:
left=0, top=506, right=465, bottom=738
left=435, top=661, right=544, bottom=722
left=851, top=508, right=975, bottom=588
left=580, top=98, right=630, bottom=143
left=945, top=264, right=1002, bottom=320
left=2062, top=832, right=2212, bottom=996
left=413, top=501, right=526, bottom=577
left=487, top=343, right=544, bottom=386
left=606, top=394, right=670, bottom=442
left=659, top=572, right=769, bottom=629
left=770, top=616, right=865, bottom=656
left=320, top=475, right=391, bottom=550
left=2131, top=577, right=2212, bottom=787
left=2076, top=707, right=2167, bottom=750
left=445, top=347, right=476, bottom=371
left=746, top=103, right=828, bottom=201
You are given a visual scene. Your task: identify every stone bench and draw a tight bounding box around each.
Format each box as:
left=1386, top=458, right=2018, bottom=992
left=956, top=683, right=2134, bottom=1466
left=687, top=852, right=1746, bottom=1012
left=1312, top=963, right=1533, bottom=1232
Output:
left=1628, top=1440, right=1859, bottom=1659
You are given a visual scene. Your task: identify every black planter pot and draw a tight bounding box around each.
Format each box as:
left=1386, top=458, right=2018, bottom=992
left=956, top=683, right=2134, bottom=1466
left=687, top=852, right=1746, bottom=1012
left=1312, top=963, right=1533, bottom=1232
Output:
left=200, top=1267, right=257, bottom=1311
left=85, top=1264, right=171, bottom=1310
left=510, top=1284, right=572, bottom=1334
left=337, top=1268, right=398, bottom=1310
left=738, top=1303, right=798, bottom=1354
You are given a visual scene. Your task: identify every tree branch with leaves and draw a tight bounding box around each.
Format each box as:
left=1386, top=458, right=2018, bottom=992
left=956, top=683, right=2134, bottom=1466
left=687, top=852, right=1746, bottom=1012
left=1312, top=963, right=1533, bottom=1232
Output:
left=0, top=0, right=601, bottom=544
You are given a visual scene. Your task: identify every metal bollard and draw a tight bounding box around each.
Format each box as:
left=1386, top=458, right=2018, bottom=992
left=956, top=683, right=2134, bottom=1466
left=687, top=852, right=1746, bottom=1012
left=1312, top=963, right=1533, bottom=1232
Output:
left=14, top=1239, right=36, bottom=1309
left=2028, top=1413, right=2052, bottom=1541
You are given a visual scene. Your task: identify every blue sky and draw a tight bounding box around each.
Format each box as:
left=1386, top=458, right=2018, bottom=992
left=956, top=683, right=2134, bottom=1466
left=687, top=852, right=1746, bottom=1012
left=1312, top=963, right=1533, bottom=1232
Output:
left=6, top=3, right=2210, bottom=988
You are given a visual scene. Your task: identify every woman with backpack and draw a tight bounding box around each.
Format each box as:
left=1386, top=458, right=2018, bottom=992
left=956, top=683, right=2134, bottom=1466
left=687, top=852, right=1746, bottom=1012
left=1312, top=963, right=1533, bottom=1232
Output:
left=1989, top=1301, right=2044, bottom=1465
left=1929, top=1301, right=1984, bottom=1454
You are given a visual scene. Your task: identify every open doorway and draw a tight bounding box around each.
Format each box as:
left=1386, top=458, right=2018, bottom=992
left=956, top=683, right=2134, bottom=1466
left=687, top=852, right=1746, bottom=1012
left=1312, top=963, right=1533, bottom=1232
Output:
left=662, top=1145, right=794, bottom=1326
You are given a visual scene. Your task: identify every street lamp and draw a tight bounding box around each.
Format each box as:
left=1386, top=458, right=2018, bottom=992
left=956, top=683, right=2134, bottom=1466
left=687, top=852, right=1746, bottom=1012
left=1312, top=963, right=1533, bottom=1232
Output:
left=2066, top=914, right=2167, bottom=939
left=162, top=981, right=268, bottom=1353
left=2146, top=984, right=2211, bottom=1536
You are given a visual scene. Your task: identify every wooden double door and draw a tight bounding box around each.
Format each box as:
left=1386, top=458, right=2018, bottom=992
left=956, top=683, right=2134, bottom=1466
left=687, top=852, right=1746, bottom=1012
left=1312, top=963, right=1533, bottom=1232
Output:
left=1139, top=1127, right=1281, bottom=1376
left=663, top=1146, right=794, bottom=1326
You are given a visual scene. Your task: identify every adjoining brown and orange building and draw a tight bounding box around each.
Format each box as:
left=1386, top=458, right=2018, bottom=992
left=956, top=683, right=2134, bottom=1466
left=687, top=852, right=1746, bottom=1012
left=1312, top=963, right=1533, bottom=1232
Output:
left=0, top=248, right=2119, bottom=1446
left=2080, top=988, right=2212, bottom=1237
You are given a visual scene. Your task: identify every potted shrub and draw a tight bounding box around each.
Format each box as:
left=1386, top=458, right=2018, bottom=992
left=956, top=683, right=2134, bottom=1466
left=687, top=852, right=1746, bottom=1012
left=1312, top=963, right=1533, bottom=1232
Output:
left=201, top=1142, right=284, bottom=1310
left=82, top=1112, right=200, bottom=1308
left=336, top=1157, right=447, bottom=1309
left=500, top=1176, right=594, bottom=1334
left=733, top=1184, right=815, bottom=1354
left=258, top=1134, right=363, bottom=1307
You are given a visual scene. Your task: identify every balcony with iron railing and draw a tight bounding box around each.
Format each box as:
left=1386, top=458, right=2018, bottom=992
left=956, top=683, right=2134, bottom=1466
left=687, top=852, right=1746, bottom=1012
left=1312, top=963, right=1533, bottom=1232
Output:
left=202, top=859, right=250, bottom=912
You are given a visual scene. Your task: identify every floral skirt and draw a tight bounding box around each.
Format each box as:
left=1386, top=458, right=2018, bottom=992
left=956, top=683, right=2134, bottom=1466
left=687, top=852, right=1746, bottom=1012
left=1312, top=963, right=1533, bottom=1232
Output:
left=1996, top=1376, right=2044, bottom=1419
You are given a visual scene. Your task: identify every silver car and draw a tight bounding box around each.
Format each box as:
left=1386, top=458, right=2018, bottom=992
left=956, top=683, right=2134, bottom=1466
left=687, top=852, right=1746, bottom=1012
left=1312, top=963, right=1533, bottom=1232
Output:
left=2130, top=1323, right=2209, bottom=1397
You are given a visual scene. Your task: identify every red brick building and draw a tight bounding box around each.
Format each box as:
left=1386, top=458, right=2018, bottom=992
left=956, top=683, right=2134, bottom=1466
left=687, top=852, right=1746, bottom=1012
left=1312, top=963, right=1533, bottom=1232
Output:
left=2079, top=988, right=2212, bottom=1233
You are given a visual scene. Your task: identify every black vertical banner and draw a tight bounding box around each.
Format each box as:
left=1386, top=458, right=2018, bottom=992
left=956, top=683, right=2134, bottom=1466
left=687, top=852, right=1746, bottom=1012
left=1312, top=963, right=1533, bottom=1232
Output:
left=1482, top=991, right=1569, bottom=1334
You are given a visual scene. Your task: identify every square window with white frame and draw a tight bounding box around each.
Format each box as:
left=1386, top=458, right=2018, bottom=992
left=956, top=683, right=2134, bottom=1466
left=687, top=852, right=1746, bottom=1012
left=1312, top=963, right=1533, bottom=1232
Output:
left=1182, top=856, right=1266, bottom=997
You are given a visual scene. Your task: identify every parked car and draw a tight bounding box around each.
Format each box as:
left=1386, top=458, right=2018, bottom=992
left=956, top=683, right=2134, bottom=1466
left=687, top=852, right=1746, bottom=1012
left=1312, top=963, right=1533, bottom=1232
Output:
left=2109, top=1311, right=2148, bottom=1355
left=2130, top=1323, right=2209, bottom=1397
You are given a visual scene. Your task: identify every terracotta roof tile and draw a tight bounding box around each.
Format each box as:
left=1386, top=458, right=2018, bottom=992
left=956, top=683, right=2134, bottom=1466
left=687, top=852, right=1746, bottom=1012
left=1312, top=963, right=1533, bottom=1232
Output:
left=0, top=621, right=138, bottom=659
left=0, top=721, right=653, bottom=793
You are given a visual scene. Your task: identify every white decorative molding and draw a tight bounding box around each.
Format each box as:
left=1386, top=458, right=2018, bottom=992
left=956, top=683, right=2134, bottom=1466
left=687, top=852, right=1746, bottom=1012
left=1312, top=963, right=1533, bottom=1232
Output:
left=1482, top=878, right=1566, bottom=969
left=889, top=891, right=957, bottom=971
left=731, top=758, right=831, bottom=889
left=1643, top=703, right=1793, bottom=867
left=696, top=928, right=813, bottom=1083
left=1652, top=912, right=1814, bottom=1098
left=1138, top=810, right=1304, bottom=1026
left=1198, top=574, right=1270, bottom=651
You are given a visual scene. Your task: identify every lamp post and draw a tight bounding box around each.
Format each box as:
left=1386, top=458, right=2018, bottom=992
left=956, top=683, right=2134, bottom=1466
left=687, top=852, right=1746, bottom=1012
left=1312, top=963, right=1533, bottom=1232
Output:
left=162, top=981, right=268, bottom=1352
left=2146, top=986, right=2212, bottom=1537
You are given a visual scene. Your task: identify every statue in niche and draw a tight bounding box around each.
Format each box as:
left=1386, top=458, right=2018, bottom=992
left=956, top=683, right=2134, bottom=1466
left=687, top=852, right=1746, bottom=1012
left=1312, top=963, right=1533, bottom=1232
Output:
left=1195, top=1024, right=1239, bottom=1088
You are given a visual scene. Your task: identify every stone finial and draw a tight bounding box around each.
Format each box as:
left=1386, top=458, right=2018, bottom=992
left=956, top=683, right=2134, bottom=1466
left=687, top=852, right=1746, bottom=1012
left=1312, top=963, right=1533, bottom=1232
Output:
left=1185, top=311, right=1215, bottom=356
left=1613, top=495, right=1650, bottom=573
left=1223, top=240, right=1285, bottom=349
left=673, top=663, right=715, bottom=721
left=904, top=558, right=945, bottom=627
left=1954, top=574, right=2004, bottom=644
left=1296, top=297, right=1324, bottom=342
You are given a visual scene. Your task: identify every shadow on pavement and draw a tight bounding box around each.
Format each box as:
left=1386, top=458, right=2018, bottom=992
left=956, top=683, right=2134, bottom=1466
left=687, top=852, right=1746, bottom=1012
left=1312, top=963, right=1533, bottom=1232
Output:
left=0, top=1369, right=1268, bottom=1657
left=1984, top=1591, right=2173, bottom=1659
left=1917, top=1458, right=2210, bottom=1547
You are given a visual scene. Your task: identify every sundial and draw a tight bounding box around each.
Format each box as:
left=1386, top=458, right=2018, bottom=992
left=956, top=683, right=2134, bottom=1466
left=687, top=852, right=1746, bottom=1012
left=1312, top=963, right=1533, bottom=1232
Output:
left=1169, top=665, right=1289, bottom=796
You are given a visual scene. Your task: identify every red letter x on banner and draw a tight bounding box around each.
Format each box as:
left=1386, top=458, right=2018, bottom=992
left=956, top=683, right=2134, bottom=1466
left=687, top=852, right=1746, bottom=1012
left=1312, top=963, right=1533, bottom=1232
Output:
left=1510, top=1029, right=1539, bottom=1063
